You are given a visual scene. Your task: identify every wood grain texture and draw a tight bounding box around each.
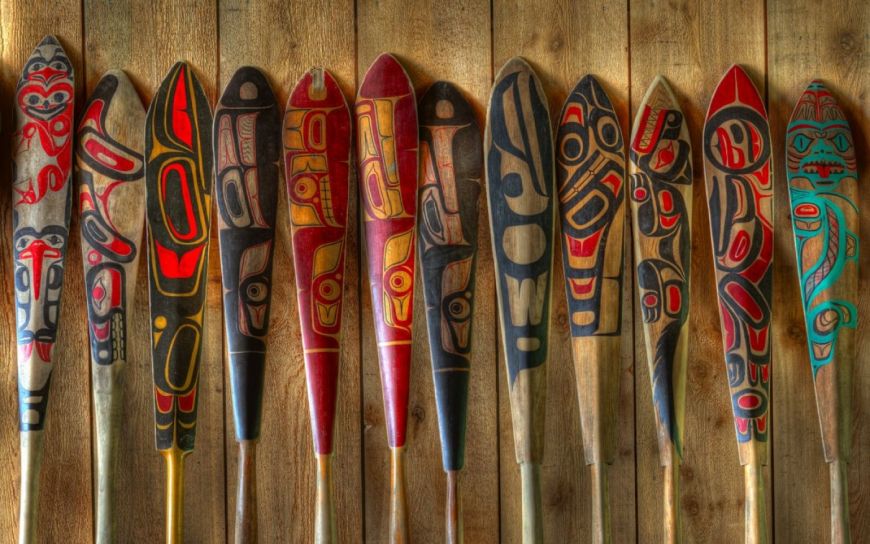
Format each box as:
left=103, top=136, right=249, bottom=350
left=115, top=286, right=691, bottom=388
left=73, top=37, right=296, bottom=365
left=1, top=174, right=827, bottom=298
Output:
left=0, top=1, right=866, bottom=542
left=216, top=1, right=361, bottom=542
left=767, top=1, right=869, bottom=542
left=492, top=1, right=635, bottom=542
left=355, top=1, right=498, bottom=542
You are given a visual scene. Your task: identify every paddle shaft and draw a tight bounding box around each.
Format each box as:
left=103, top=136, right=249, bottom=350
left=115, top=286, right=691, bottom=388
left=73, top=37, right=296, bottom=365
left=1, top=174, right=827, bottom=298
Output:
left=18, top=431, right=44, bottom=544
left=520, top=463, right=544, bottom=543
left=446, top=471, right=462, bottom=544
left=390, top=447, right=409, bottom=543
left=589, top=463, right=611, bottom=544
left=830, top=460, right=850, bottom=544
left=744, top=461, right=767, bottom=544
left=162, top=448, right=188, bottom=544
left=663, top=460, right=681, bottom=544
left=315, top=454, right=337, bottom=543
left=235, top=441, right=257, bottom=544
left=93, top=365, right=123, bottom=544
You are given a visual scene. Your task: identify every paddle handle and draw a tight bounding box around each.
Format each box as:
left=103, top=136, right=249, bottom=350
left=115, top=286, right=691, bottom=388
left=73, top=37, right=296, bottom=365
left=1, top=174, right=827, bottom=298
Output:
left=18, top=431, right=44, bottom=544
left=93, top=364, right=123, bottom=544
left=389, top=447, right=409, bottom=543
left=830, top=460, right=851, bottom=544
left=743, top=462, right=768, bottom=544
left=588, top=463, right=611, bottom=544
left=315, top=454, right=337, bottom=544
left=234, top=441, right=257, bottom=544
left=663, top=461, right=682, bottom=544
left=446, top=470, right=462, bottom=544
left=520, top=462, right=544, bottom=543
left=162, top=448, right=187, bottom=544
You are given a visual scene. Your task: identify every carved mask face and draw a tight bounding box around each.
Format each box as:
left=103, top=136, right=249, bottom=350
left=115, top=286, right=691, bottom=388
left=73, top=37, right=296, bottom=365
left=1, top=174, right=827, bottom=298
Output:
left=19, top=43, right=73, bottom=123
left=14, top=226, right=67, bottom=362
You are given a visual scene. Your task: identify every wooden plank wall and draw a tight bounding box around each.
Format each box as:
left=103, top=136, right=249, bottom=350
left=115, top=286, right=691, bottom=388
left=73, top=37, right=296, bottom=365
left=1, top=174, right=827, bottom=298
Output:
left=0, top=0, right=866, bottom=542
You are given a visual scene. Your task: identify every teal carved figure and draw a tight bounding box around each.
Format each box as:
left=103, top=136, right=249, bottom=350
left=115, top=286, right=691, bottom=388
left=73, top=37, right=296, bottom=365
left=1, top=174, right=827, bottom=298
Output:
left=786, top=81, right=859, bottom=376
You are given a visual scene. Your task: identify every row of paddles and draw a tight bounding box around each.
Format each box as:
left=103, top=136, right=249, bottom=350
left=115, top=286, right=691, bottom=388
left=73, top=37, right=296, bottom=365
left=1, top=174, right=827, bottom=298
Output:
left=9, top=35, right=858, bottom=544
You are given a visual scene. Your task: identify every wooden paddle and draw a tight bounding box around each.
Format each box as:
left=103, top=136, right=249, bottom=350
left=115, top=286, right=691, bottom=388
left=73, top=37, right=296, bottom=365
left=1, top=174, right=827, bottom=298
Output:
left=785, top=80, right=858, bottom=544
left=417, top=81, right=482, bottom=544
left=285, top=67, right=352, bottom=544
left=556, top=74, right=626, bottom=544
left=485, top=57, right=555, bottom=543
left=355, top=53, right=419, bottom=543
left=702, top=65, right=773, bottom=544
left=75, top=69, right=146, bottom=544
left=145, top=61, right=214, bottom=544
left=629, top=76, right=692, bottom=544
left=11, top=35, right=75, bottom=544
left=214, top=66, right=281, bottom=544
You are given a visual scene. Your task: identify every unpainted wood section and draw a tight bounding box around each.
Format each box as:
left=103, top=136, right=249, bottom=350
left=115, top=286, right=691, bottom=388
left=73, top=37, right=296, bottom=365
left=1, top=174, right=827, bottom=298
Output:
left=767, top=1, right=869, bottom=542
left=0, top=3, right=90, bottom=542
left=216, top=1, right=360, bottom=542
left=82, top=1, right=223, bottom=542
left=492, top=1, right=634, bottom=542
left=355, top=2, right=497, bottom=542
left=630, top=0, right=712, bottom=542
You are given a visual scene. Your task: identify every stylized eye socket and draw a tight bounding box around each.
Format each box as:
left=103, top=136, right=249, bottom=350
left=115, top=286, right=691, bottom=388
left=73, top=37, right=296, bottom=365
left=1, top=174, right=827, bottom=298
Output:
left=51, top=61, right=66, bottom=71
left=246, top=281, right=268, bottom=302
left=52, top=92, right=67, bottom=103
left=47, top=234, right=64, bottom=248
left=26, top=94, right=41, bottom=105
left=793, top=134, right=811, bottom=153
left=833, top=133, right=850, bottom=153
left=30, top=62, right=45, bottom=72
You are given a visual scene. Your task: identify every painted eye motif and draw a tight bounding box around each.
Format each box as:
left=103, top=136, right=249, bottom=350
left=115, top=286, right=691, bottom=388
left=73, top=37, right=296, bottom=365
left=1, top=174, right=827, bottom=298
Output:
left=47, top=234, right=64, bottom=248
left=16, top=236, right=33, bottom=250
left=792, top=133, right=811, bottom=153
left=246, top=281, right=268, bottom=303
left=26, top=94, right=40, bottom=105
left=833, top=133, right=850, bottom=153
left=52, top=92, right=67, bottom=103
left=388, top=270, right=412, bottom=293
left=447, top=297, right=471, bottom=320
left=318, top=279, right=340, bottom=301
left=51, top=61, right=66, bottom=71
left=29, top=62, right=45, bottom=73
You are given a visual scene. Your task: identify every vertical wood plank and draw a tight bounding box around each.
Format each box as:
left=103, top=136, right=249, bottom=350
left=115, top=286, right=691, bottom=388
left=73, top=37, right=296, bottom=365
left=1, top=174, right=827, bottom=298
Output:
left=355, top=2, right=498, bottom=542
left=767, top=1, right=869, bottom=542
left=492, top=1, right=634, bottom=542
left=82, top=1, right=223, bottom=541
left=216, top=1, right=360, bottom=542
left=0, top=3, right=90, bottom=542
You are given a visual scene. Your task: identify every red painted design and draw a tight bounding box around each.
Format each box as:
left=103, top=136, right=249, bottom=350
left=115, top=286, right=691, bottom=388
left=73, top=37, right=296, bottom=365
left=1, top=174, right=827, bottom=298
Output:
left=356, top=54, right=418, bottom=448
left=286, top=69, right=351, bottom=455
